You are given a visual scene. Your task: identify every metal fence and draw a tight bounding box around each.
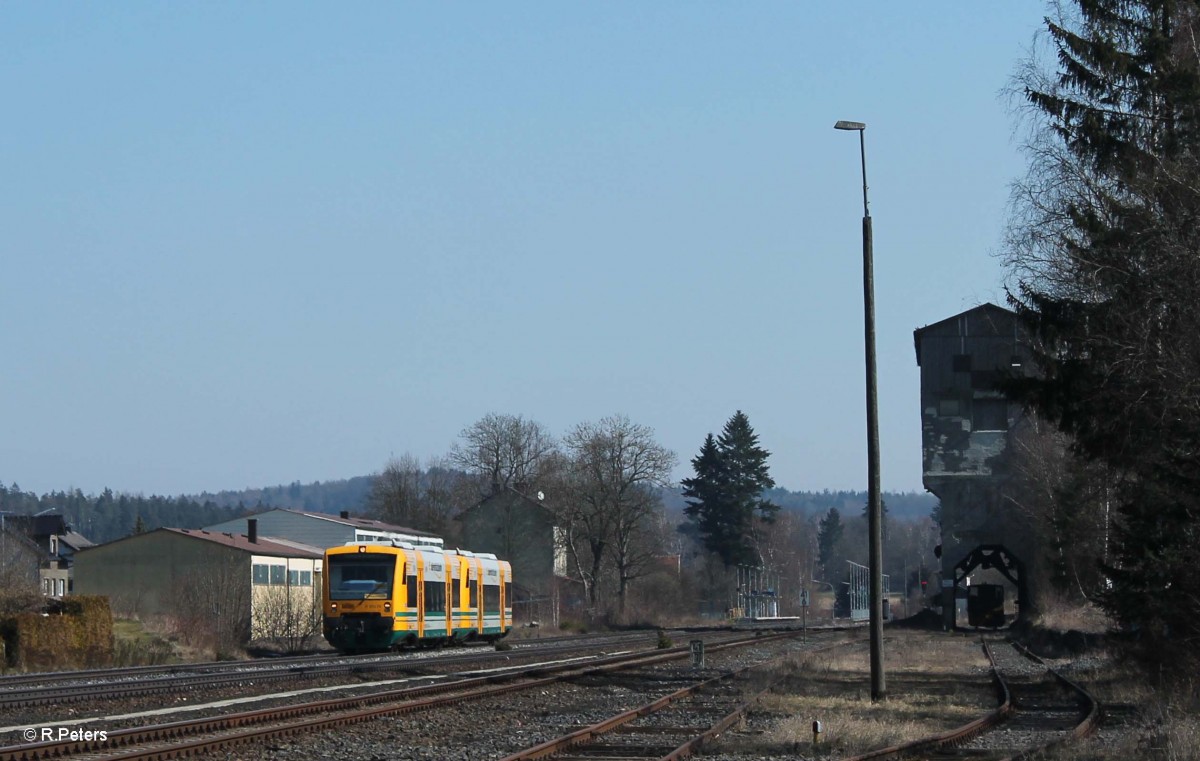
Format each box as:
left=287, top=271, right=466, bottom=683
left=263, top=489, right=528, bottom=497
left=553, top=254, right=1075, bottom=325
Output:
left=846, top=560, right=889, bottom=622
left=732, top=565, right=782, bottom=619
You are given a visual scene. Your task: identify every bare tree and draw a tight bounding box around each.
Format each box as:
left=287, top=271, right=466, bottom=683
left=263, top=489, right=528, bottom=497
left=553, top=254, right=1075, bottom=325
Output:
left=170, top=562, right=251, bottom=660
left=449, top=414, right=558, bottom=496
left=0, top=530, right=41, bottom=616
left=253, top=583, right=320, bottom=653
left=421, top=455, right=471, bottom=542
left=366, top=454, right=471, bottom=540
left=561, top=415, right=676, bottom=616
left=1002, top=417, right=1111, bottom=602
left=367, top=454, right=423, bottom=528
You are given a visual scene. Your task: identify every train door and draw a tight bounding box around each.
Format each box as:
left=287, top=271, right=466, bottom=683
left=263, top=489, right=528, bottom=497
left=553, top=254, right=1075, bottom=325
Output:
left=477, top=554, right=500, bottom=636
left=471, top=556, right=483, bottom=634
left=500, top=561, right=511, bottom=632
left=414, top=551, right=425, bottom=639
left=420, top=549, right=447, bottom=642
left=450, top=552, right=471, bottom=639
left=397, top=550, right=418, bottom=639
left=444, top=552, right=455, bottom=635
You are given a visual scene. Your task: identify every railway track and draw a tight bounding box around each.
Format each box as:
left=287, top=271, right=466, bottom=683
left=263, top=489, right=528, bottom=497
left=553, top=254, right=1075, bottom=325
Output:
left=498, top=639, right=852, bottom=761
left=0, top=630, right=812, bottom=761
left=0, top=629, right=675, bottom=709
left=841, top=636, right=1099, bottom=761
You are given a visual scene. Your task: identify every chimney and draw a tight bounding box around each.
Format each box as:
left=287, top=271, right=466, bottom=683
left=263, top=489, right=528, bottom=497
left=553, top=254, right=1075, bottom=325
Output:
left=247, top=518, right=258, bottom=544
left=340, top=510, right=350, bottom=520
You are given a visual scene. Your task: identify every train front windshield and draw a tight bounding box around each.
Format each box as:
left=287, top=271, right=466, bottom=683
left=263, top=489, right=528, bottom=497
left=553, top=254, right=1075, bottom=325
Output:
left=329, top=554, right=396, bottom=600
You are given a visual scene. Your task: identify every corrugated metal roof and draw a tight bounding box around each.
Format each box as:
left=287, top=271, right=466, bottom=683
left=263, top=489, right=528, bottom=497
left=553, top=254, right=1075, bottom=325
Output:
left=273, top=508, right=438, bottom=536
left=163, top=528, right=322, bottom=558
left=59, top=531, right=95, bottom=550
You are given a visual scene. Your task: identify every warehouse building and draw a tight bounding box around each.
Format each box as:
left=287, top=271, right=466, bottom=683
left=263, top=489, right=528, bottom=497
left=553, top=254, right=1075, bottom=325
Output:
left=74, top=521, right=322, bottom=644
left=204, top=508, right=441, bottom=551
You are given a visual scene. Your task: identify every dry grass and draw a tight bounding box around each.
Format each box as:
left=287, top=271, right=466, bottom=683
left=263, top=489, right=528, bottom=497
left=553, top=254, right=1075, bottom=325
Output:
left=1033, top=594, right=1110, bottom=634
left=111, top=618, right=181, bottom=666
left=728, top=632, right=995, bottom=757
left=1056, top=657, right=1200, bottom=760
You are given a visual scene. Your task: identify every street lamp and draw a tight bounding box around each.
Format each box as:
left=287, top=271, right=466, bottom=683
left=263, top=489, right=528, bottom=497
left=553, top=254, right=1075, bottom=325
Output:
left=835, top=118, right=885, bottom=702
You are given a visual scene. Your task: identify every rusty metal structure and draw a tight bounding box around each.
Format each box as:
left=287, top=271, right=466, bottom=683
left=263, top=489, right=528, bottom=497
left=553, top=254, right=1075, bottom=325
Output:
left=914, top=304, right=1038, bottom=629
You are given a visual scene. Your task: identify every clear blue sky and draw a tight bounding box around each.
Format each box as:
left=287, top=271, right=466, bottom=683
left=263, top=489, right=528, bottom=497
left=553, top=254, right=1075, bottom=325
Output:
left=3, top=3, right=1047, bottom=497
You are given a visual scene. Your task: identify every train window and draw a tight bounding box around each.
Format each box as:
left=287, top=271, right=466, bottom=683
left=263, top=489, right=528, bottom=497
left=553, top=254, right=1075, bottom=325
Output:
left=424, top=580, right=446, bottom=613
left=328, top=553, right=395, bottom=600
left=452, top=578, right=462, bottom=609
left=252, top=564, right=270, bottom=585
left=483, top=583, right=499, bottom=611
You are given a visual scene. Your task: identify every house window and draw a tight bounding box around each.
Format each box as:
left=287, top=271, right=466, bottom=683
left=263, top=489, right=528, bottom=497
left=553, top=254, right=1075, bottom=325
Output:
left=972, top=399, right=1009, bottom=431
left=252, top=564, right=270, bottom=585
left=57, top=579, right=65, bottom=596
left=288, top=569, right=313, bottom=586
left=269, top=565, right=286, bottom=585
left=43, top=578, right=50, bottom=595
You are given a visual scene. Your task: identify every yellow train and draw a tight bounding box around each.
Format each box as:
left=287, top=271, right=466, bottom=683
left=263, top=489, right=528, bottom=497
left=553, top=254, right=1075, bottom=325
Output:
left=322, top=542, right=512, bottom=651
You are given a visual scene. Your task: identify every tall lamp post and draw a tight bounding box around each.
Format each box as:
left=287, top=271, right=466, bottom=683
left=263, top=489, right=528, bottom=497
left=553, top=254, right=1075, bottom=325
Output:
left=834, top=119, right=885, bottom=701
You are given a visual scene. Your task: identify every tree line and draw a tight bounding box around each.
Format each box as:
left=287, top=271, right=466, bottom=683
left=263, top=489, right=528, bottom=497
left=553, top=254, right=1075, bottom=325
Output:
left=1003, top=0, right=1200, bottom=675
left=0, top=483, right=241, bottom=545
left=366, top=411, right=939, bottom=622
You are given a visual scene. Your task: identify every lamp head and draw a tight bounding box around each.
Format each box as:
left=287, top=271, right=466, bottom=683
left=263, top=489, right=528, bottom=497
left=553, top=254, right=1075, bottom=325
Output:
left=834, top=120, right=866, bottom=131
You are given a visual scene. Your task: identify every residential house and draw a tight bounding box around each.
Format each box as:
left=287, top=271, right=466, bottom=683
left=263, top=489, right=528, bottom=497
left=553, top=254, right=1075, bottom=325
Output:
left=457, top=486, right=576, bottom=625
left=0, top=512, right=94, bottom=598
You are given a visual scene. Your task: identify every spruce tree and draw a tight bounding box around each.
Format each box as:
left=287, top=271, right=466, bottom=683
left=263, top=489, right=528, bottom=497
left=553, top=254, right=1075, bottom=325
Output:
left=680, top=434, right=729, bottom=558
left=682, top=411, right=778, bottom=567
left=1006, top=0, right=1200, bottom=668
left=817, top=508, right=843, bottom=577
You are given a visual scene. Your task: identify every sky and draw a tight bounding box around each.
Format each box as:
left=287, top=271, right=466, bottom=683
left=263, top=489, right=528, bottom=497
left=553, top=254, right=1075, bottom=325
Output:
left=3, top=2, right=1049, bottom=498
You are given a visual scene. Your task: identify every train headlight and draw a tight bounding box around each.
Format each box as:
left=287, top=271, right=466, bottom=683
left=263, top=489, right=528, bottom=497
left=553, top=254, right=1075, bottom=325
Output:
left=330, top=603, right=337, bottom=611
left=384, top=601, right=392, bottom=612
